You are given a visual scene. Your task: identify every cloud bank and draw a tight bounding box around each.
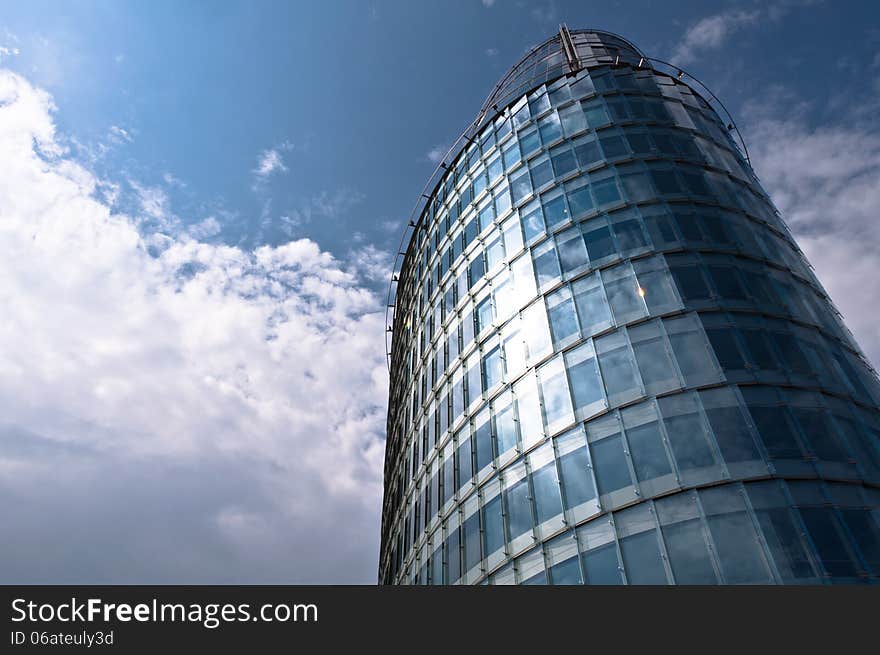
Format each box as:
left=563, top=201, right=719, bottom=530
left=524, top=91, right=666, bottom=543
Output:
left=0, top=68, right=387, bottom=583
left=746, top=101, right=880, bottom=368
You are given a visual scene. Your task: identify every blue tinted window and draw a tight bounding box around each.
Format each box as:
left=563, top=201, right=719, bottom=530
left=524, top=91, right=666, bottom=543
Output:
left=574, top=138, right=602, bottom=168
left=592, top=177, right=621, bottom=205
left=505, top=478, right=533, bottom=541
left=559, top=447, right=596, bottom=508
left=625, top=419, right=672, bottom=482
left=530, top=157, right=554, bottom=190
left=532, top=462, right=563, bottom=524
left=567, top=183, right=594, bottom=217
left=583, top=223, right=616, bottom=261
left=483, top=494, right=504, bottom=556
left=543, top=193, right=570, bottom=229
left=591, top=433, right=632, bottom=495
left=463, top=511, right=481, bottom=571
left=620, top=531, right=667, bottom=584
left=533, top=241, right=561, bottom=288
left=583, top=543, right=622, bottom=584
left=799, top=507, right=859, bottom=578
left=521, top=201, right=545, bottom=242
left=445, top=525, right=461, bottom=583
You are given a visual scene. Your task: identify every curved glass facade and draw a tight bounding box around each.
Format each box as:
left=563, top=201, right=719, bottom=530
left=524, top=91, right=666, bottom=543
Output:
left=380, top=29, right=880, bottom=585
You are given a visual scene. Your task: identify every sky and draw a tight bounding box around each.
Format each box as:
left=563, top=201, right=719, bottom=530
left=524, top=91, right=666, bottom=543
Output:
left=0, top=0, right=878, bottom=583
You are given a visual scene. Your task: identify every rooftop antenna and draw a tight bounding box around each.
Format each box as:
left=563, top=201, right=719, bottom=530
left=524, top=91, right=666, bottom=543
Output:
left=558, top=23, right=581, bottom=73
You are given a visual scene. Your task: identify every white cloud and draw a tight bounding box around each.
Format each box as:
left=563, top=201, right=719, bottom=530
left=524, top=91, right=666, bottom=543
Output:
left=671, top=9, right=760, bottom=66
left=745, top=92, right=880, bottom=368
left=187, top=216, right=222, bottom=240
left=486, top=48, right=499, bottom=58
left=108, top=125, right=133, bottom=144
left=253, top=140, right=294, bottom=183
left=482, top=0, right=496, bottom=7
left=128, top=178, right=179, bottom=234
left=424, top=144, right=447, bottom=165
left=0, top=45, right=20, bottom=61
left=0, top=67, right=387, bottom=582
left=162, top=171, right=186, bottom=188
left=254, top=148, right=287, bottom=178
left=529, top=1, right=558, bottom=27
left=670, top=2, right=821, bottom=67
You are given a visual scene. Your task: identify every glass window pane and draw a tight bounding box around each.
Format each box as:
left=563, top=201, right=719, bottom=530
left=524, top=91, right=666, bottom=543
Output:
left=514, top=372, right=543, bottom=451
left=706, top=327, right=747, bottom=371
left=599, top=134, right=628, bottom=159
left=476, top=297, right=493, bottom=334
left=462, top=510, right=482, bottom=574
left=603, top=263, right=648, bottom=324
left=566, top=181, right=594, bottom=217
left=656, top=493, right=718, bottom=584
left=552, top=146, right=578, bottom=177
left=572, top=273, right=613, bottom=336
left=556, top=227, right=589, bottom=274
left=457, top=431, right=473, bottom=492
left=547, top=286, right=580, bottom=346
left=666, top=314, right=719, bottom=387
left=701, top=486, right=773, bottom=584
left=840, top=508, right=880, bottom=575
left=482, top=345, right=504, bottom=392
left=583, top=98, right=610, bottom=128
left=520, top=129, right=541, bottom=156
left=658, top=393, right=719, bottom=474
left=755, top=506, right=817, bottom=581
left=596, top=331, right=642, bottom=406
left=611, top=212, right=649, bottom=253
left=578, top=518, right=623, bottom=584
left=530, top=156, right=554, bottom=190
left=482, top=493, right=504, bottom=557
left=510, top=168, right=532, bottom=205
left=503, top=141, right=521, bottom=169
left=442, top=443, right=456, bottom=506
left=538, top=354, right=575, bottom=433
left=565, top=340, right=606, bottom=419
left=700, top=387, right=762, bottom=464
left=619, top=171, right=654, bottom=202
left=521, top=301, right=552, bottom=363
left=633, top=257, right=680, bottom=315
left=532, top=460, right=563, bottom=524
left=799, top=507, right=859, bottom=578
left=622, top=402, right=673, bottom=483
left=747, top=404, right=804, bottom=460
left=620, top=531, right=667, bottom=584
left=592, top=176, right=621, bottom=205
left=473, top=406, right=494, bottom=472
left=671, top=265, right=711, bottom=302
left=559, top=102, right=587, bottom=135
left=445, top=522, right=461, bottom=583
left=791, top=407, right=847, bottom=463
left=538, top=111, right=562, bottom=143
left=517, top=546, right=547, bottom=584
left=542, top=191, right=570, bottom=229
left=574, top=136, right=602, bottom=168
left=588, top=414, right=633, bottom=496
left=583, top=220, right=616, bottom=261
left=629, top=321, right=679, bottom=395
left=494, top=392, right=519, bottom=455
left=520, top=199, right=545, bottom=243
left=504, top=476, right=533, bottom=542
left=532, top=240, right=561, bottom=288
left=557, top=427, right=597, bottom=509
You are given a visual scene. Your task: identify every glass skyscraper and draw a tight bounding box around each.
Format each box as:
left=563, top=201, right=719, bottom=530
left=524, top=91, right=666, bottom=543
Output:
left=379, top=27, right=880, bottom=585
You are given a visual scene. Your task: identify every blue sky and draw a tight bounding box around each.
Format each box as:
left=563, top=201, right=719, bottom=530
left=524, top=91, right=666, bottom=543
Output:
left=1, top=0, right=879, bottom=582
